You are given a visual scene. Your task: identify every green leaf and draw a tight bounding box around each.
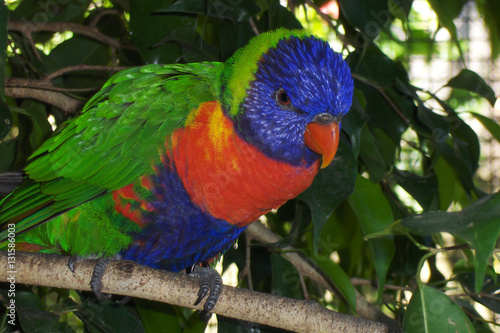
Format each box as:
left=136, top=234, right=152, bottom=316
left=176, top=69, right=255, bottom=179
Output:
left=445, top=69, right=497, bottom=106
left=134, top=299, right=182, bottom=333
left=443, top=116, right=480, bottom=193
left=349, top=45, right=398, bottom=87
left=319, top=200, right=359, bottom=252
left=157, top=0, right=260, bottom=24
left=426, top=0, right=467, bottom=40
left=359, top=126, right=386, bottom=183
left=349, top=48, right=410, bottom=144
left=402, top=191, right=500, bottom=292
left=257, top=2, right=303, bottom=31
left=416, top=106, right=451, bottom=144
left=313, top=256, right=357, bottom=313
left=10, top=0, right=87, bottom=23
left=402, top=285, right=475, bottom=333
left=476, top=0, right=500, bottom=59
left=219, top=20, right=256, bottom=61
left=153, top=27, right=219, bottom=62
left=183, top=311, right=207, bottom=333
left=11, top=102, right=52, bottom=151
left=130, top=0, right=191, bottom=64
left=394, top=169, right=439, bottom=211
left=359, top=84, right=407, bottom=145
left=156, top=0, right=205, bottom=16
left=434, top=156, right=458, bottom=211
left=13, top=290, right=44, bottom=310
left=76, top=299, right=145, bottom=333
left=341, top=90, right=368, bottom=158
left=47, top=36, right=109, bottom=71
left=468, top=112, right=500, bottom=143
left=347, top=175, right=395, bottom=299
left=456, top=272, right=500, bottom=313
left=390, top=0, right=414, bottom=20
left=0, top=139, right=16, bottom=172
left=0, top=99, right=11, bottom=140
left=17, top=308, right=60, bottom=333
left=218, top=316, right=282, bottom=333
left=271, top=253, right=303, bottom=300
left=339, top=0, right=390, bottom=41
left=298, top=140, right=357, bottom=253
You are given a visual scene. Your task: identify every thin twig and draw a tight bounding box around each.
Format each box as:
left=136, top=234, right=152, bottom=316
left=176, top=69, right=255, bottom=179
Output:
left=352, top=73, right=411, bottom=125
left=305, top=0, right=336, bottom=31
left=7, top=77, right=98, bottom=93
left=350, top=278, right=412, bottom=292
left=248, top=18, right=259, bottom=36
left=8, top=20, right=121, bottom=48
left=299, top=274, right=310, bottom=300
left=239, top=232, right=254, bottom=290
left=44, top=64, right=129, bottom=82
left=88, top=9, right=123, bottom=27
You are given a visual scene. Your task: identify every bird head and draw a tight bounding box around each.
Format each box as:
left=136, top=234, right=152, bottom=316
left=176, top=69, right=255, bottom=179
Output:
left=218, top=29, right=354, bottom=168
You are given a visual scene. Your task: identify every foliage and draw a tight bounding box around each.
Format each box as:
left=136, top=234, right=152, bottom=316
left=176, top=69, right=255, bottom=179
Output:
left=0, top=0, right=499, bottom=332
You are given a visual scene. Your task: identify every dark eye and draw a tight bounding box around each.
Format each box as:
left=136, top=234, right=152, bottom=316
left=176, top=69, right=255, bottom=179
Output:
left=276, top=88, right=291, bottom=107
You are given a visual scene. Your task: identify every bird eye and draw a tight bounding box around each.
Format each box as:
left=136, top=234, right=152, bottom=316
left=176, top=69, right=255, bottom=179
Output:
left=276, top=88, right=291, bottom=107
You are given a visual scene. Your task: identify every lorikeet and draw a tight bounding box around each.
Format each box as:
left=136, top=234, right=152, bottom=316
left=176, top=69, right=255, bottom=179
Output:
left=0, top=29, right=353, bottom=319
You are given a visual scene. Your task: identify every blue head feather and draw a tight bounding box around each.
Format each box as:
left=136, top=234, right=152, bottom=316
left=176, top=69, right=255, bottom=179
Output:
left=234, top=35, right=354, bottom=166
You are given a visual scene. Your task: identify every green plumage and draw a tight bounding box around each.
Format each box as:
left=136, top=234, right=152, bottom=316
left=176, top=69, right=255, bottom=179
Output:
left=0, top=62, right=222, bottom=245
left=219, top=29, right=309, bottom=116
left=18, top=196, right=140, bottom=256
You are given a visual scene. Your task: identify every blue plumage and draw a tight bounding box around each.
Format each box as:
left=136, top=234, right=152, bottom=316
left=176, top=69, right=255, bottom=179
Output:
left=121, top=158, right=244, bottom=272
left=234, top=35, right=353, bottom=166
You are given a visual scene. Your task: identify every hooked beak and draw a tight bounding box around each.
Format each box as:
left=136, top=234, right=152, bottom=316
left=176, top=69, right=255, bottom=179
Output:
left=304, top=113, right=340, bottom=169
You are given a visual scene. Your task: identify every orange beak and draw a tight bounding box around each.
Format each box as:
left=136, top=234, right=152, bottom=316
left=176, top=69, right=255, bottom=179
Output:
left=304, top=118, right=340, bottom=169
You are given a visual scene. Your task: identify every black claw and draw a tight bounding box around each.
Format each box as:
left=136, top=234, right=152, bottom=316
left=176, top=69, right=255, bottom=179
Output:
left=199, top=309, right=212, bottom=322
left=115, top=296, right=132, bottom=305
left=90, top=258, right=112, bottom=301
left=189, top=264, right=223, bottom=321
left=67, top=255, right=79, bottom=273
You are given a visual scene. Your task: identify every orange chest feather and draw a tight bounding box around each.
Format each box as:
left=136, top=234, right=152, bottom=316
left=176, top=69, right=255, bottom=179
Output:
left=170, top=101, right=319, bottom=227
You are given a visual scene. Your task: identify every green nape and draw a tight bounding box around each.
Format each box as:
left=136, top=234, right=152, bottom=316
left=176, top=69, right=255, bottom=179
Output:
left=14, top=193, right=141, bottom=257
left=218, top=28, right=311, bottom=117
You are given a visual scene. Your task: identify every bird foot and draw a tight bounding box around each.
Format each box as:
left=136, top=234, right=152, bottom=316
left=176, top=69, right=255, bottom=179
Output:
left=187, top=262, right=223, bottom=322
left=90, top=257, right=112, bottom=301
left=67, top=256, right=130, bottom=305
left=67, top=255, right=81, bottom=273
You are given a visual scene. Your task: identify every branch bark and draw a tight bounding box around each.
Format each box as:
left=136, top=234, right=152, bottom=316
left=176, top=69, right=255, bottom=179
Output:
left=8, top=20, right=122, bottom=49
left=5, top=80, right=84, bottom=113
left=4, top=65, right=129, bottom=113
left=0, top=251, right=391, bottom=332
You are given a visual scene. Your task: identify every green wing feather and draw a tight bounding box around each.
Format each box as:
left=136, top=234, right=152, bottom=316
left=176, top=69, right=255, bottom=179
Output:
left=0, top=62, right=222, bottom=241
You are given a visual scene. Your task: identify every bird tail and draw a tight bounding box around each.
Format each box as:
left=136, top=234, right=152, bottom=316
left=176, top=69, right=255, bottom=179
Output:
left=0, top=179, right=54, bottom=246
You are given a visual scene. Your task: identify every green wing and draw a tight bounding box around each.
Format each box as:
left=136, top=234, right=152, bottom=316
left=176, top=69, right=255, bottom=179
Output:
left=0, top=62, right=222, bottom=240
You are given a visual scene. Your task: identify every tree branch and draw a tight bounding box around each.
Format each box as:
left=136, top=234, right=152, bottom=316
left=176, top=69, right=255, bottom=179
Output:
left=43, top=64, right=129, bottom=82
left=5, top=65, right=129, bottom=113
left=245, top=222, right=400, bottom=330
left=0, top=251, right=391, bottom=332
left=8, top=20, right=122, bottom=49
left=5, top=79, right=84, bottom=113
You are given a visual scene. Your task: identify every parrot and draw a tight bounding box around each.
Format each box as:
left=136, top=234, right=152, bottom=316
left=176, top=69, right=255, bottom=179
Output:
left=0, top=28, right=354, bottom=319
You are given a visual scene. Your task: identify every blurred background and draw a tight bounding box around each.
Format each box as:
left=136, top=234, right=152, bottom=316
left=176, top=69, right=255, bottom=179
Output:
left=0, top=0, right=499, bottom=332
